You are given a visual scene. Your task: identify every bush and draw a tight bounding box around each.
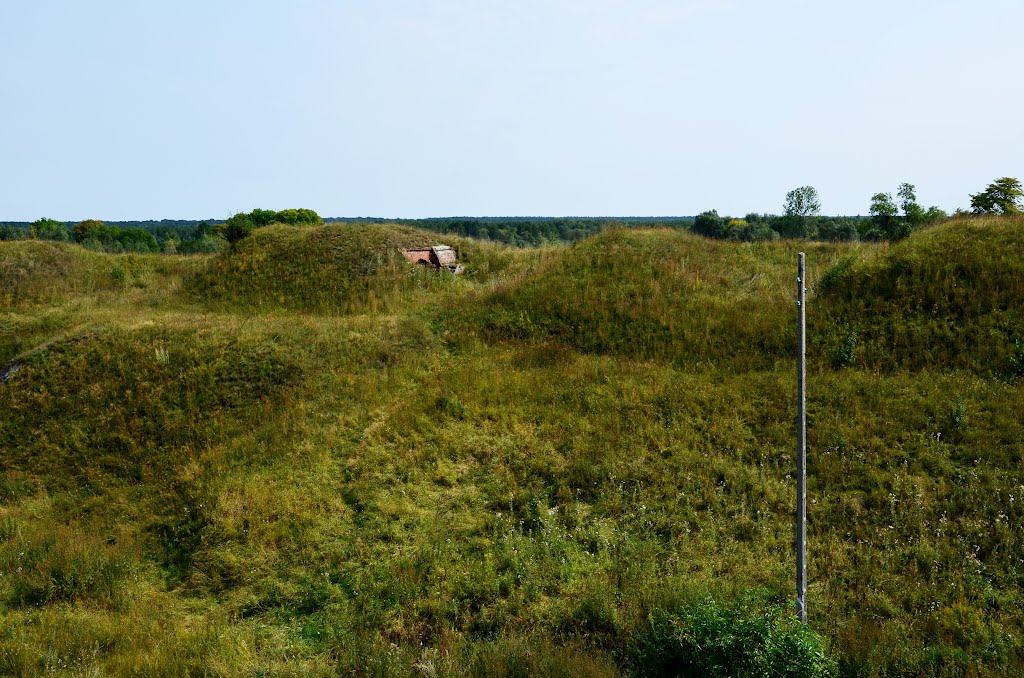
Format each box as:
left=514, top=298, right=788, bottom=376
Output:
left=0, top=225, right=27, bottom=241
left=275, top=208, right=322, bottom=225
left=693, top=210, right=725, bottom=238
left=219, top=209, right=322, bottom=244
left=71, top=220, right=158, bottom=252
left=817, top=219, right=859, bottom=242
left=829, top=329, right=858, bottom=369
left=1009, top=339, right=1024, bottom=378
left=29, top=218, right=70, bottom=242
left=630, top=594, right=837, bottom=677
left=249, top=208, right=279, bottom=227
left=222, top=213, right=255, bottom=244
left=179, top=234, right=228, bottom=254
left=73, top=219, right=106, bottom=243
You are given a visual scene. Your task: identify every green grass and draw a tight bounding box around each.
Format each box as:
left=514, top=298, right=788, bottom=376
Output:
left=1, top=218, right=1022, bottom=675
left=812, top=214, right=1024, bottom=374
left=185, top=222, right=540, bottom=315
left=455, top=228, right=853, bottom=371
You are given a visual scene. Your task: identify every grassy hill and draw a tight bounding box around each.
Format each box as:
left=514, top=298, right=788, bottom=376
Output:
left=185, top=222, right=535, bottom=315
left=1, top=218, right=1022, bottom=676
left=0, top=240, right=200, bottom=310
left=455, top=228, right=853, bottom=371
left=812, top=214, right=1024, bottom=374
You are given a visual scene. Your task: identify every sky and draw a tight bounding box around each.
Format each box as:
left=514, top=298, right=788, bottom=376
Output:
left=2, top=0, right=1022, bottom=220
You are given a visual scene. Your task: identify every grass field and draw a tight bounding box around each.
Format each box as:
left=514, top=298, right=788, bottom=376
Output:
left=1, top=217, right=1022, bottom=676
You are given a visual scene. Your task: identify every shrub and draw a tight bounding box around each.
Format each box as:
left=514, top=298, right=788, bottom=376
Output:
left=73, top=219, right=106, bottom=243
left=29, top=218, right=70, bottom=242
left=275, top=208, right=322, bottom=225
left=222, top=213, right=255, bottom=244
left=630, top=594, right=837, bottom=677
left=817, top=219, right=859, bottom=242
left=815, top=255, right=856, bottom=295
left=249, top=208, right=279, bottom=226
left=1010, top=339, right=1024, bottom=378
left=693, top=210, right=725, bottom=238
left=179, top=234, right=228, bottom=254
left=220, top=209, right=323, bottom=244
left=0, top=225, right=27, bottom=241
left=829, top=329, right=857, bottom=369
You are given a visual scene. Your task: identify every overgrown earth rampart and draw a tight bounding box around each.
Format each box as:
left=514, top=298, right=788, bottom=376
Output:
left=1, top=217, right=1022, bottom=675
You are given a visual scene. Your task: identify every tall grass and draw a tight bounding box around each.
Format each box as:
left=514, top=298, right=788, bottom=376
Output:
left=812, top=215, right=1024, bottom=374
left=1, top=217, right=1022, bottom=675
left=455, top=228, right=854, bottom=371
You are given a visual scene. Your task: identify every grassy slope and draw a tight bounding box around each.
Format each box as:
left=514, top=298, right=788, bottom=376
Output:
left=813, top=214, right=1024, bottom=373
left=455, top=228, right=853, bottom=371
left=185, top=222, right=540, bottom=315
left=1, top=219, right=1023, bottom=676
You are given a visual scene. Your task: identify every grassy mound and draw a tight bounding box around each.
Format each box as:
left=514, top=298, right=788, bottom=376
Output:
left=0, top=241, right=190, bottom=309
left=457, top=229, right=851, bottom=371
left=813, top=215, right=1024, bottom=374
left=186, top=223, right=479, bottom=314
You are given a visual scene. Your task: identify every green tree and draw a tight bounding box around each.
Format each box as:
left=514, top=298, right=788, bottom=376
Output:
left=869, top=192, right=907, bottom=240
left=692, top=210, right=724, bottom=238
left=923, top=206, right=947, bottom=223
left=781, top=186, right=821, bottom=238
left=897, top=183, right=925, bottom=226
left=784, top=186, right=821, bottom=217
left=0, top=225, right=27, bottom=241
left=970, top=177, right=1023, bottom=214
left=249, top=208, right=279, bottom=226
left=276, top=208, right=323, bottom=225
left=222, top=213, right=255, bottom=244
left=817, top=218, right=860, bottom=242
left=725, top=219, right=749, bottom=240
left=30, top=218, right=70, bottom=242
left=114, top=227, right=158, bottom=252
left=73, top=219, right=106, bottom=243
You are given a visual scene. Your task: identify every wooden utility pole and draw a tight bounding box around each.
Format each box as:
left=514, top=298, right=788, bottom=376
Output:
left=796, top=252, right=807, bottom=624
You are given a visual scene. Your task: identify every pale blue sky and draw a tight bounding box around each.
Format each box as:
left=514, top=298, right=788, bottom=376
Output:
left=2, top=0, right=1021, bottom=220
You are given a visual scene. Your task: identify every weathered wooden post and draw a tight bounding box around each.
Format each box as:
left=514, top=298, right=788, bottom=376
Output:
left=797, top=252, right=807, bottom=624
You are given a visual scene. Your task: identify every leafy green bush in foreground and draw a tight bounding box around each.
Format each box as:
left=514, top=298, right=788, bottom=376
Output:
left=631, top=593, right=836, bottom=677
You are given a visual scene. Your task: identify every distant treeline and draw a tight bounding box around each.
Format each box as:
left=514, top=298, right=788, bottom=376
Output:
left=326, top=217, right=696, bottom=246
left=0, top=214, right=895, bottom=249
left=0, top=219, right=228, bottom=254
left=0, top=216, right=700, bottom=249
left=690, top=179, right=1021, bottom=243
left=2, top=176, right=1019, bottom=251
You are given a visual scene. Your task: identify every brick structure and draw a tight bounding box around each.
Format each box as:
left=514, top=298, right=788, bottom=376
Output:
left=402, top=245, right=464, bottom=273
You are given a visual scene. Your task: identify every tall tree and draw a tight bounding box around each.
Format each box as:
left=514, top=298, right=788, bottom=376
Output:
left=897, top=183, right=925, bottom=226
left=784, top=186, right=821, bottom=218
left=782, top=186, right=821, bottom=238
left=970, top=177, right=1023, bottom=214
left=869, top=192, right=906, bottom=240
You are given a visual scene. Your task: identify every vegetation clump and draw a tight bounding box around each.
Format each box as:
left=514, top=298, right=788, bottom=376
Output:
left=73, top=219, right=159, bottom=253
left=221, top=208, right=323, bottom=243
left=970, top=177, right=1023, bottom=215
left=630, top=593, right=837, bottom=677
